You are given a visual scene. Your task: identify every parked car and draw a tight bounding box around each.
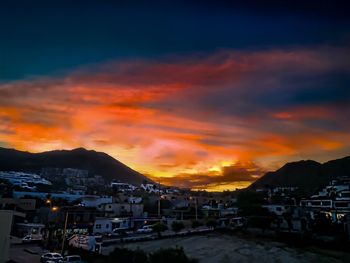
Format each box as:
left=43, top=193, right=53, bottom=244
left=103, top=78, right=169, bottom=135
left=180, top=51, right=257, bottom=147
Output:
left=60, top=255, right=84, bottom=262
left=22, top=234, right=43, bottom=243
left=136, top=225, right=154, bottom=234
left=40, top=253, right=63, bottom=263
left=229, top=217, right=247, bottom=230
left=108, top=228, right=133, bottom=237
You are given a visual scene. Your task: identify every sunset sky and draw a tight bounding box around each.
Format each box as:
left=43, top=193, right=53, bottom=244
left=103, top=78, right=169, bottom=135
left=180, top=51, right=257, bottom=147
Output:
left=1, top=1, right=349, bottom=191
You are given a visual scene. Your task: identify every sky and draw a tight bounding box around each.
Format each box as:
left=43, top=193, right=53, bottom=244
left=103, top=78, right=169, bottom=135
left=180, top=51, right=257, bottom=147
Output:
left=0, top=1, right=350, bottom=191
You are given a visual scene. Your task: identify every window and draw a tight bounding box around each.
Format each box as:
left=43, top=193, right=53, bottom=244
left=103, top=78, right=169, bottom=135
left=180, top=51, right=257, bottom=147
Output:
left=335, top=202, right=348, bottom=208
left=95, top=224, right=101, bottom=229
left=106, top=224, right=109, bottom=228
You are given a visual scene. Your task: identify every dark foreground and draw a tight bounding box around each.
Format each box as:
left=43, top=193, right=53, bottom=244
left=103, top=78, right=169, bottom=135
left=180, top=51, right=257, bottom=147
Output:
left=10, top=232, right=350, bottom=263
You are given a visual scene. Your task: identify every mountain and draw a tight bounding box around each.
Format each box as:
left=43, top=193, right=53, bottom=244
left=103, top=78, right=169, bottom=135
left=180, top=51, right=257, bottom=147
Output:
left=0, top=147, right=150, bottom=185
left=249, top=156, right=350, bottom=193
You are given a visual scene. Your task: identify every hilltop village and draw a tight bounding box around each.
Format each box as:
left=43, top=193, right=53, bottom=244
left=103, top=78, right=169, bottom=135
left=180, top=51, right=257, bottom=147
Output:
left=1, top=165, right=349, bottom=262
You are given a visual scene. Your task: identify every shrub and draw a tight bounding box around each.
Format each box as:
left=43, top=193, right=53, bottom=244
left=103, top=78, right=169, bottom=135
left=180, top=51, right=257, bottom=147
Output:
left=191, top=220, right=202, bottom=229
left=206, top=219, right=217, bottom=229
left=171, top=221, right=185, bottom=232
left=152, top=222, right=168, bottom=237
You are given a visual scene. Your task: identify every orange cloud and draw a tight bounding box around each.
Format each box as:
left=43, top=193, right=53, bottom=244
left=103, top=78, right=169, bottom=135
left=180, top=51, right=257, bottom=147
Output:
left=0, top=47, right=349, bottom=190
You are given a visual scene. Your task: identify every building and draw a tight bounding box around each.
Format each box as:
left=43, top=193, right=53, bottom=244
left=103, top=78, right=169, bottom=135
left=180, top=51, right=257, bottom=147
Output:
left=300, top=178, right=350, bottom=222
left=111, top=182, right=136, bottom=192
left=0, top=171, right=52, bottom=189
left=263, top=204, right=290, bottom=216
left=13, top=191, right=85, bottom=202
left=80, top=196, right=113, bottom=207
left=93, top=217, right=131, bottom=234
left=0, top=198, right=36, bottom=211
left=98, top=202, right=144, bottom=217
left=0, top=210, right=25, bottom=263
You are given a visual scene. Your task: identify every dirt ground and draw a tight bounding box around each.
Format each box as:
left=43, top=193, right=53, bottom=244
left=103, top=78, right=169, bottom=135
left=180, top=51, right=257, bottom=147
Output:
left=104, top=233, right=349, bottom=263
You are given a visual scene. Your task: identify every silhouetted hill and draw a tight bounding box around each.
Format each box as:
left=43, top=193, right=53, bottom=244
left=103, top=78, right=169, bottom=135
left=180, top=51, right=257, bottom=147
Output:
left=250, top=156, right=350, bottom=193
left=0, top=147, right=150, bottom=185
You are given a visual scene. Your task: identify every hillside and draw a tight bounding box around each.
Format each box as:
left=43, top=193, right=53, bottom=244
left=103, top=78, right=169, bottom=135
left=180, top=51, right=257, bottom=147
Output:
left=249, top=156, right=350, bottom=193
left=0, top=147, right=150, bottom=185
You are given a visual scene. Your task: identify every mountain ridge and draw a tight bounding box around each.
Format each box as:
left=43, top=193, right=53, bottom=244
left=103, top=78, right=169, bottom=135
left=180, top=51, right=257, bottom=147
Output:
left=249, top=156, right=350, bottom=193
left=0, top=147, right=150, bottom=185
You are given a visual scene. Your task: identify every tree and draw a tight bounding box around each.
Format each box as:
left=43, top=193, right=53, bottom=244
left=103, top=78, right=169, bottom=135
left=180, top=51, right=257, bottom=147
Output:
left=206, top=219, right=217, bottom=229
left=191, top=220, right=202, bottom=229
left=236, top=190, right=266, bottom=216
left=152, top=222, right=168, bottom=237
left=171, top=221, right=185, bottom=233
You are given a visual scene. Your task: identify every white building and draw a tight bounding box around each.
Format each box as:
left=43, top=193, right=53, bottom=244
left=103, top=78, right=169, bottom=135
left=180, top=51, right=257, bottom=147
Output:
left=141, top=183, right=162, bottom=194
left=111, top=182, right=136, bottom=192
left=93, top=217, right=132, bottom=234
left=80, top=196, right=113, bottom=208
left=0, top=171, right=52, bottom=188
left=98, top=202, right=144, bottom=217
left=300, top=178, right=350, bottom=222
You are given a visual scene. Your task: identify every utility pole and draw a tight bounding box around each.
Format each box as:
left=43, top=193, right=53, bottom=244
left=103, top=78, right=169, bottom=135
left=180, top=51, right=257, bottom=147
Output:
left=61, top=211, right=69, bottom=255
left=158, top=180, right=161, bottom=218
left=195, top=197, right=198, bottom=221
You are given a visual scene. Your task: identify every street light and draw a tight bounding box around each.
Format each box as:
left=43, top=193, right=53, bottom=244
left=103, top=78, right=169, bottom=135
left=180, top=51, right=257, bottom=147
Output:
left=158, top=180, right=161, bottom=217
left=190, top=196, right=198, bottom=220
left=47, top=203, right=69, bottom=256
left=46, top=200, right=57, bottom=251
left=46, top=199, right=52, bottom=210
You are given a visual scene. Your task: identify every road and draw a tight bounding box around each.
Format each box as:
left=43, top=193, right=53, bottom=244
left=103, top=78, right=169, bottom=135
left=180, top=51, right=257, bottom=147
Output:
left=9, top=243, right=44, bottom=263
left=103, top=232, right=348, bottom=263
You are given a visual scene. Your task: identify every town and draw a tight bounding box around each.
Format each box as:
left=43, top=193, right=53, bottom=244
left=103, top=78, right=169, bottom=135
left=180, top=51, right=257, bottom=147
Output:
left=1, top=167, right=349, bottom=263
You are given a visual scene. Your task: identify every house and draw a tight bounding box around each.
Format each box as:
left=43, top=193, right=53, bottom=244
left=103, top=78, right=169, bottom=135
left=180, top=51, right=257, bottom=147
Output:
left=13, top=191, right=85, bottom=202
left=0, top=198, right=36, bottom=211
left=98, top=202, right=144, bottom=217
left=263, top=204, right=289, bottom=216
left=111, top=182, right=136, bottom=192
left=0, top=171, right=52, bottom=187
left=80, top=196, right=113, bottom=207
left=93, top=217, right=132, bottom=234
left=300, top=177, right=350, bottom=222
left=141, top=184, right=162, bottom=194
left=15, top=222, right=45, bottom=237
left=0, top=210, right=25, bottom=262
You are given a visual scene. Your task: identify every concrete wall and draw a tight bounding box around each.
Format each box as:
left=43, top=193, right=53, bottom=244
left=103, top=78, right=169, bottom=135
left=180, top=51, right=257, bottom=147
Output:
left=0, top=211, right=14, bottom=263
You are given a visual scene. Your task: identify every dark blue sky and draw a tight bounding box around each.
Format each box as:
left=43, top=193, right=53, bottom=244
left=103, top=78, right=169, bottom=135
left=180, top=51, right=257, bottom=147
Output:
left=1, top=1, right=350, bottom=189
left=1, top=0, right=349, bottom=81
